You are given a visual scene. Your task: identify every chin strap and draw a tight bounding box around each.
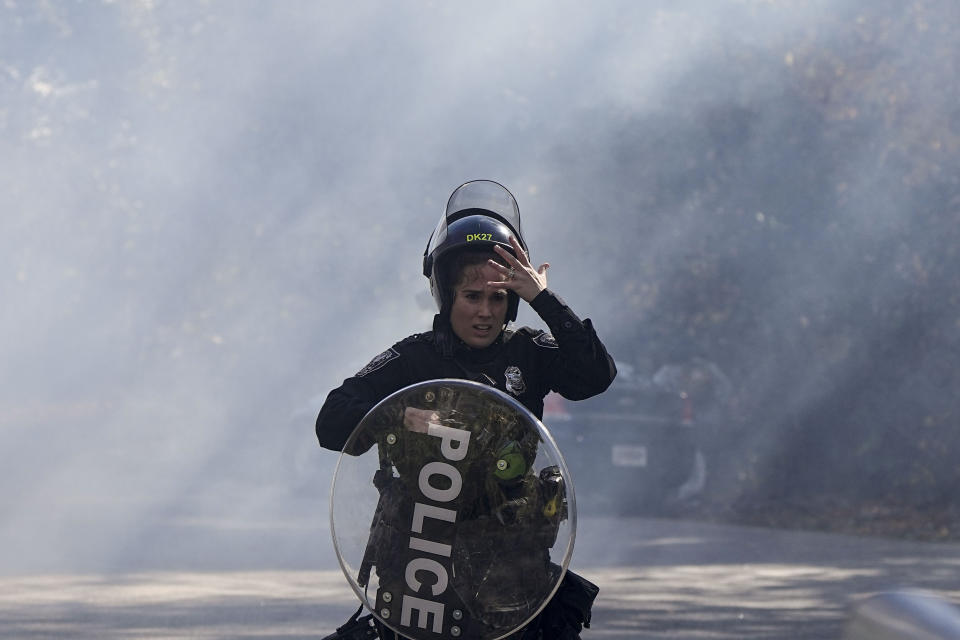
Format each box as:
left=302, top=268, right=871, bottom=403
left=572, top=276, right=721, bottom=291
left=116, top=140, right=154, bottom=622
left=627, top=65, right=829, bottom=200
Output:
left=432, top=311, right=455, bottom=358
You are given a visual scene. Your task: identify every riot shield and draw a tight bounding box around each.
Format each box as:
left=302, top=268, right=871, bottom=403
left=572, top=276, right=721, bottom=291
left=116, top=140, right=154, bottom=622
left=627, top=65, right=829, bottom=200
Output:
left=330, top=380, right=576, bottom=640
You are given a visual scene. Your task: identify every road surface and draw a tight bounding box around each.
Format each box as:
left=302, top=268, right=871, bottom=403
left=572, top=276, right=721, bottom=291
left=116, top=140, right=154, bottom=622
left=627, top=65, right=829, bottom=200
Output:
left=2, top=514, right=959, bottom=639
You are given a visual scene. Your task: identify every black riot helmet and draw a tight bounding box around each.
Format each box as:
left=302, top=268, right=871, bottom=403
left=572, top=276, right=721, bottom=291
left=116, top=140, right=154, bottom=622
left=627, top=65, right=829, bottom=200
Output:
left=423, top=180, right=529, bottom=323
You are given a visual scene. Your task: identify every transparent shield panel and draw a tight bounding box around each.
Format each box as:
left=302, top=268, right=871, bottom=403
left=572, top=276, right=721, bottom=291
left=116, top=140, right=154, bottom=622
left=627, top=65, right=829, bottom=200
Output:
left=330, top=379, right=576, bottom=640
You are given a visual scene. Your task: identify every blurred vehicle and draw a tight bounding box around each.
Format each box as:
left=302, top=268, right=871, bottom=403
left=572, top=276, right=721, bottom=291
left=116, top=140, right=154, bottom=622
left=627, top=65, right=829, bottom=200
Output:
left=544, top=358, right=731, bottom=516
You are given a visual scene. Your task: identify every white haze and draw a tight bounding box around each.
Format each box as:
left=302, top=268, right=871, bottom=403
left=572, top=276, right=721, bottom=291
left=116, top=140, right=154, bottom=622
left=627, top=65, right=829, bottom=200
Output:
left=0, top=0, right=949, bottom=574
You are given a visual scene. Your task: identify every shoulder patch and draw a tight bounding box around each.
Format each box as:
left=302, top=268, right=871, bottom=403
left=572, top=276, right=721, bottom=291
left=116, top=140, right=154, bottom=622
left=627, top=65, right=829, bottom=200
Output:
left=533, top=332, right=559, bottom=349
left=355, top=347, right=400, bottom=377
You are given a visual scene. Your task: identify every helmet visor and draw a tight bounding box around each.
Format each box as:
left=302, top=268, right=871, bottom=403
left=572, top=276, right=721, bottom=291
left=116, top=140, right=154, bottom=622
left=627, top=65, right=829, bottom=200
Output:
left=446, top=180, right=522, bottom=237
left=430, top=180, right=524, bottom=254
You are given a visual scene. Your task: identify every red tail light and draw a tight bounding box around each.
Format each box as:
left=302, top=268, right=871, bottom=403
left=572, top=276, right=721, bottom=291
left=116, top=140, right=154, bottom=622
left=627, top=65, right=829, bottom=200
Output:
left=543, top=392, right=571, bottom=421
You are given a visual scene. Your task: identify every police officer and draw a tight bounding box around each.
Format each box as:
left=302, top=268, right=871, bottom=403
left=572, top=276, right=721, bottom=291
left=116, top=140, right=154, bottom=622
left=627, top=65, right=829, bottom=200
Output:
left=316, top=180, right=617, bottom=639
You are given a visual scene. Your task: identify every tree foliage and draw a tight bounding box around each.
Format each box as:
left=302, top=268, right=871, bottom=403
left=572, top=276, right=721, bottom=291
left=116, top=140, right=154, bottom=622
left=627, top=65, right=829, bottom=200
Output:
left=548, top=0, right=960, bottom=515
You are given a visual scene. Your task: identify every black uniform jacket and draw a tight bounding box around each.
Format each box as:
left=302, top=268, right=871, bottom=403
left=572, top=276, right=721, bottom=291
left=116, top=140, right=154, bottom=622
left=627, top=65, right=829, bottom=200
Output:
left=315, top=289, right=617, bottom=452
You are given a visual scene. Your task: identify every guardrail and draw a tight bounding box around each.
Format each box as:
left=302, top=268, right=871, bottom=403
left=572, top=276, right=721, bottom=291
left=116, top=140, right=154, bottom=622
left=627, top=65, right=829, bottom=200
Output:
left=843, top=590, right=960, bottom=640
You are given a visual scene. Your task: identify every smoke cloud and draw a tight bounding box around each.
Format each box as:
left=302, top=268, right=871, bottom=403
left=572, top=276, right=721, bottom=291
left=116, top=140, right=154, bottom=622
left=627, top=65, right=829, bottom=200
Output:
left=1, top=0, right=956, bottom=574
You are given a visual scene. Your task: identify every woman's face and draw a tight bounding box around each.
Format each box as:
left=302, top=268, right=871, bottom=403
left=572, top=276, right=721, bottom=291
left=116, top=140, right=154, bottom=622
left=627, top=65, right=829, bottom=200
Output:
left=449, top=262, right=509, bottom=349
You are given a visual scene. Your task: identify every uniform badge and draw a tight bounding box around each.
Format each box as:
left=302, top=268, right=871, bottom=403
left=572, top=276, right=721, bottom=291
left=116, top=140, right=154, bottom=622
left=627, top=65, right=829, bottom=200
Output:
left=355, top=348, right=400, bottom=377
left=504, top=365, right=527, bottom=396
left=533, top=332, right=558, bottom=349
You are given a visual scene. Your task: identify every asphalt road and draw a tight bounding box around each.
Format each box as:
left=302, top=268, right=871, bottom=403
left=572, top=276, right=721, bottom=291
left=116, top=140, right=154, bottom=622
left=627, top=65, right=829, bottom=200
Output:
left=2, top=514, right=960, bottom=639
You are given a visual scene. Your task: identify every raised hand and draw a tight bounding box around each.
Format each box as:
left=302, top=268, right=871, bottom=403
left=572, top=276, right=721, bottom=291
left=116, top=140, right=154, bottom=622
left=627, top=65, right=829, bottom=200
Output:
left=488, top=235, right=550, bottom=302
